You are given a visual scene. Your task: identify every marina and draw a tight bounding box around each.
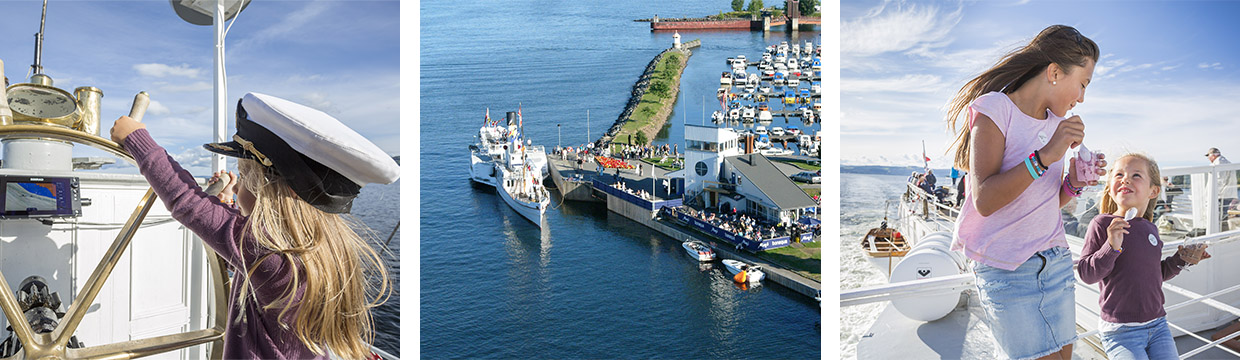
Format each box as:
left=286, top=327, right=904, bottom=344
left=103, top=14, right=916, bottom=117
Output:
left=422, top=1, right=820, bottom=357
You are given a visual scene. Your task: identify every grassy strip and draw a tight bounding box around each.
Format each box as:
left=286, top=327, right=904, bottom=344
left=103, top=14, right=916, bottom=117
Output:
left=780, top=159, right=821, bottom=171
left=643, top=157, right=683, bottom=171
left=615, top=52, right=685, bottom=146
left=758, top=240, right=821, bottom=281
left=801, top=186, right=820, bottom=198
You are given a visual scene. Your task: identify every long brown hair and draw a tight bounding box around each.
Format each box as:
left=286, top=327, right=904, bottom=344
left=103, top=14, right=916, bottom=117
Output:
left=1100, top=153, right=1163, bottom=221
left=945, top=25, right=1100, bottom=171
left=235, top=158, right=392, bottom=359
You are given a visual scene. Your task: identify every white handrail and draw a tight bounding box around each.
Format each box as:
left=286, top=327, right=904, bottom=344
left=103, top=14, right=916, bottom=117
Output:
left=1163, top=283, right=1240, bottom=317
left=1162, top=162, right=1240, bottom=177
left=1171, top=320, right=1240, bottom=359
left=840, top=273, right=973, bottom=307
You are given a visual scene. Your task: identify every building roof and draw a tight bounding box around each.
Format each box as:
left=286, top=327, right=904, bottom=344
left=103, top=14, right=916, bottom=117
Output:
left=724, top=153, right=817, bottom=210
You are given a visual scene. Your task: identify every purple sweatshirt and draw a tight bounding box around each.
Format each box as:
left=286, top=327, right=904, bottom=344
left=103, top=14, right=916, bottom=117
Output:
left=1077, top=213, right=1188, bottom=323
left=125, top=129, right=323, bottom=359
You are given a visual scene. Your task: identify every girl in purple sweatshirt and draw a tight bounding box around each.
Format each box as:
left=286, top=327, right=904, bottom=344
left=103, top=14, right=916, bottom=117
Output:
left=1078, top=153, right=1210, bottom=359
left=110, top=92, right=398, bottom=359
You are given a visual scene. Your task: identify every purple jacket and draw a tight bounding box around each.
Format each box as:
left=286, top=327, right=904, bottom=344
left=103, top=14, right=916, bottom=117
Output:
left=125, top=129, right=323, bottom=359
left=1077, top=213, right=1187, bottom=323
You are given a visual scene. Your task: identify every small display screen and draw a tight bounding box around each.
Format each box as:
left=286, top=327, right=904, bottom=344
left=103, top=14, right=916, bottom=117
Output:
left=0, top=176, right=80, bottom=218
left=5, top=182, right=58, bottom=212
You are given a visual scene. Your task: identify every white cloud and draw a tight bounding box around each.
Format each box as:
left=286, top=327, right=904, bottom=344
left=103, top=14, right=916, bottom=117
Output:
left=842, top=74, right=945, bottom=93
left=841, top=2, right=962, bottom=57
left=1160, top=65, right=1180, bottom=71
left=230, top=2, right=333, bottom=55
left=170, top=146, right=214, bottom=169
left=147, top=100, right=171, bottom=116
left=299, top=92, right=335, bottom=113
left=1199, top=62, right=1224, bottom=70
left=843, top=78, right=1240, bottom=168
left=162, top=81, right=213, bottom=93
left=134, top=63, right=201, bottom=78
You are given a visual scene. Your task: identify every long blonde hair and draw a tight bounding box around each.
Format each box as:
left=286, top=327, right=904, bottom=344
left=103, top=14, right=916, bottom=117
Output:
left=945, top=25, right=1100, bottom=171
left=1099, top=153, right=1162, bottom=222
left=235, top=158, right=391, bottom=359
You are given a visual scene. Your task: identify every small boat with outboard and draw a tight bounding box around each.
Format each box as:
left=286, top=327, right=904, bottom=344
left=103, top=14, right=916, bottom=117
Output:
left=682, top=240, right=716, bottom=262
left=722, top=259, right=764, bottom=284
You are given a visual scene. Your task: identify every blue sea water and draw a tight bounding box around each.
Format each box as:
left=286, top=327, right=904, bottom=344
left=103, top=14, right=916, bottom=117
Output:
left=351, top=180, right=401, bottom=356
left=421, top=1, right=821, bottom=358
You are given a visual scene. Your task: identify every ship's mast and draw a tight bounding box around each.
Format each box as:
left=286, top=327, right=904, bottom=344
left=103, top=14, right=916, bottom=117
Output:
left=31, top=0, right=47, bottom=75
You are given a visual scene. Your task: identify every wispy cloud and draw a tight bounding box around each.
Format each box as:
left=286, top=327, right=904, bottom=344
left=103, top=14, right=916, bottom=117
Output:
left=1199, top=62, right=1224, bottom=70
left=162, top=81, right=213, bottom=93
left=147, top=100, right=172, bottom=116
left=134, top=63, right=201, bottom=78
left=841, top=2, right=963, bottom=57
left=842, top=74, right=945, bottom=93
left=230, top=1, right=333, bottom=55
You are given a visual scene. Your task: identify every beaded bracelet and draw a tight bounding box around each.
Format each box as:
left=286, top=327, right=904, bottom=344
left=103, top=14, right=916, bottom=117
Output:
left=1025, top=152, right=1046, bottom=179
left=1033, top=150, right=1049, bottom=170
left=1024, top=157, right=1041, bottom=180
left=1062, top=177, right=1083, bottom=197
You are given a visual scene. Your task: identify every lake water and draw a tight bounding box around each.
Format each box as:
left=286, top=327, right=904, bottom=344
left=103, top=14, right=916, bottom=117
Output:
left=421, top=1, right=821, bottom=358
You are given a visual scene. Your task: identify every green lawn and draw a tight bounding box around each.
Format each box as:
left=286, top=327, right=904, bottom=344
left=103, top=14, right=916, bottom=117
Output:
left=781, top=159, right=821, bottom=171
left=801, top=186, right=820, bottom=198
left=759, top=240, right=821, bottom=281
left=643, top=156, right=683, bottom=171
left=616, top=52, right=684, bottom=145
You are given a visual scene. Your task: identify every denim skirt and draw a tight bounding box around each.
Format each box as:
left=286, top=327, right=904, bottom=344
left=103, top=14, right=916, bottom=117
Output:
left=973, top=246, right=1077, bottom=359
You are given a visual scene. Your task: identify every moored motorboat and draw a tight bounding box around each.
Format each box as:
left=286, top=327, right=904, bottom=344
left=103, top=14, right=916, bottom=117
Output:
left=722, top=259, right=764, bottom=284
left=682, top=240, right=716, bottom=262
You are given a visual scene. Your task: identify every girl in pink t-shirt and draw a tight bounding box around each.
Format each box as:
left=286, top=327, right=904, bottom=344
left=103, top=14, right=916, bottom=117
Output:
left=945, top=25, right=1105, bottom=360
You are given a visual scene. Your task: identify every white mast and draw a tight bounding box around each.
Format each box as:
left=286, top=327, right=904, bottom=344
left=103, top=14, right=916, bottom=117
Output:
left=212, top=0, right=227, bottom=174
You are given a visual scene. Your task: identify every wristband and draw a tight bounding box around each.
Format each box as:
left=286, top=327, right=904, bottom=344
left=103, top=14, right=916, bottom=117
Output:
left=1034, top=150, right=1049, bottom=170
left=1062, top=178, right=1083, bottom=197
left=1027, top=152, right=1046, bottom=177
left=1025, top=157, right=1041, bottom=180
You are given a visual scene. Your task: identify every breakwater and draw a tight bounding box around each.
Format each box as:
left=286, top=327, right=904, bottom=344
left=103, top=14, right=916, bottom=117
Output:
left=596, top=40, right=701, bottom=148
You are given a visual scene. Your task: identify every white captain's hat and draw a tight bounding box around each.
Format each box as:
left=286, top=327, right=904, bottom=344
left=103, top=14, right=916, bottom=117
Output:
left=203, top=92, right=398, bottom=213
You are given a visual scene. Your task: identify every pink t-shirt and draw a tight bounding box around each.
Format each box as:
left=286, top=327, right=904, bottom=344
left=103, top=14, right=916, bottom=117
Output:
left=951, top=92, right=1069, bottom=271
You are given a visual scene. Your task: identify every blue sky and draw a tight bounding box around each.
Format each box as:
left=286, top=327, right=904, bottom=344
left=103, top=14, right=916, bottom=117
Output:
left=0, top=0, right=399, bottom=175
left=841, top=0, right=1240, bottom=168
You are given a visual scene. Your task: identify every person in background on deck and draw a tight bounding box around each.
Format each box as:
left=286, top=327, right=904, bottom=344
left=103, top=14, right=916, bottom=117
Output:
left=1078, top=153, right=1210, bottom=360
left=110, top=92, right=397, bottom=359
left=946, top=25, right=1105, bottom=360
left=1206, top=147, right=1239, bottom=220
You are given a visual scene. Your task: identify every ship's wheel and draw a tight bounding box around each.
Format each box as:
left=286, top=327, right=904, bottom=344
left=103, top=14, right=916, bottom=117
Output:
left=0, top=94, right=229, bottom=359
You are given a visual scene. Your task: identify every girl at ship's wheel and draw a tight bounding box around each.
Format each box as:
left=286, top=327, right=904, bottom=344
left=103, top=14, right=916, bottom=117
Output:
left=945, top=25, right=1105, bottom=360
left=110, top=92, right=397, bottom=359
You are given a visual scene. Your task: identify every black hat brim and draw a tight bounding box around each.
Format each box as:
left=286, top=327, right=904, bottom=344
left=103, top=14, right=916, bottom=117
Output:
left=203, top=140, right=257, bottom=161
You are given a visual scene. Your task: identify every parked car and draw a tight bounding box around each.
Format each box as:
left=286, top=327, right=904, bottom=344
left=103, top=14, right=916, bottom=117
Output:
left=791, top=171, right=821, bottom=184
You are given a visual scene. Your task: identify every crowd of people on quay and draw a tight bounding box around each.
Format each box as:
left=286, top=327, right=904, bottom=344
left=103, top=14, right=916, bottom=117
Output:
left=611, top=181, right=655, bottom=201
left=670, top=205, right=820, bottom=243
left=614, top=143, right=678, bottom=161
